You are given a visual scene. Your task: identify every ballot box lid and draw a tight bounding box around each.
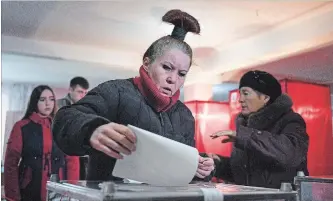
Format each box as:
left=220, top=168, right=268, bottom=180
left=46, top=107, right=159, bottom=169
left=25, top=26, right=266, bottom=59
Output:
left=294, top=176, right=333, bottom=201
left=47, top=180, right=298, bottom=201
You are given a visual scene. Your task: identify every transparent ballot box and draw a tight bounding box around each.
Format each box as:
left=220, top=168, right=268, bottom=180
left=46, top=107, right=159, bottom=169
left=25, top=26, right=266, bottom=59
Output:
left=46, top=179, right=297, bottom=201
left=294, top=175, right=333, bottom=201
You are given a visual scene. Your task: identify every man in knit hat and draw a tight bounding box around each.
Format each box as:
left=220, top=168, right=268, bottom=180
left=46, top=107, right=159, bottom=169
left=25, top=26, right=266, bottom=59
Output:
left=210, top=70, right=309, bottom=188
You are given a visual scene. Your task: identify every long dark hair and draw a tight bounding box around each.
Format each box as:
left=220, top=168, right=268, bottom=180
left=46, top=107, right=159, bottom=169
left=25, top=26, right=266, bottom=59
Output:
left=22, top=85, right=57, bottom=119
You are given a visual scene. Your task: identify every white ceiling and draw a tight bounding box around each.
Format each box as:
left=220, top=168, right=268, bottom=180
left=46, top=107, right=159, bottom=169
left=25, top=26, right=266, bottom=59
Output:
left=2, top=1, right=329, bottom=49
left=220, top=43, right=333, bottom=84
left=2, top=1, right=333, bottom=86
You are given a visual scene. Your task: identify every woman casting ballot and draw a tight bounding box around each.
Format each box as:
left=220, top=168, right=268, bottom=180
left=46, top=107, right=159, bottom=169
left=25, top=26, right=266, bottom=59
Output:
left=52, top=9, right=215, bottom=182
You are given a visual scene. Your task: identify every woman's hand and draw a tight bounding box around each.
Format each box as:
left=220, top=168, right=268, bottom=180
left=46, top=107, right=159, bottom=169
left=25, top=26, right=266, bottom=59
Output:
left=195, top=156, right=215, bottom=179
left=207, top=153, right=221, bottom=162
left=210, top=130, right=236, bottom=143
left=90, top=123, right=137, bottom=159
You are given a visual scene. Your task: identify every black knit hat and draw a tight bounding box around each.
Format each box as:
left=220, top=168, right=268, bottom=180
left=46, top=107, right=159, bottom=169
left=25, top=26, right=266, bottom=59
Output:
left=239, top=70, right=282, bottom=103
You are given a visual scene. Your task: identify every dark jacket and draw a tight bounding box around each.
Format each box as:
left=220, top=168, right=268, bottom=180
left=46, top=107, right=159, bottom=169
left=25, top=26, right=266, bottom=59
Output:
left=56, top=94, right=73, bottom=109
left=52, top=79, right=206, bottom=182
left=56, top=94, right=88, bottom=180
left=215, top=94, right=309, bottom=188
left=4, top=112, right=79, bottom=201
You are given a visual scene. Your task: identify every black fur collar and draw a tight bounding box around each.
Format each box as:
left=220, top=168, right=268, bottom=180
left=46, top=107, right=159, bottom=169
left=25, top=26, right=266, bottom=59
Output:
left=236, top=94, right=293, bottom=130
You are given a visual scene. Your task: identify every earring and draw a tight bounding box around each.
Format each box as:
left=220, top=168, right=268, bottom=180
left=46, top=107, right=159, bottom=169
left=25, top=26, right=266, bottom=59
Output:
left=142, top=65, right=149, bottom=72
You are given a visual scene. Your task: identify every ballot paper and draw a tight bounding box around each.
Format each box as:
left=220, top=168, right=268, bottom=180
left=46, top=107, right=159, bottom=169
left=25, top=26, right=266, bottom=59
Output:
left=112, top=125, right=199, bottom=186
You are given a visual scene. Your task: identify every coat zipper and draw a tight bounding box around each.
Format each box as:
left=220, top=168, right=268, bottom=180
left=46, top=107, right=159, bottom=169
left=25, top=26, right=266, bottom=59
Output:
left=159, top=113, right=164, bottom=126
left=159, top=97, right=172, bottom=129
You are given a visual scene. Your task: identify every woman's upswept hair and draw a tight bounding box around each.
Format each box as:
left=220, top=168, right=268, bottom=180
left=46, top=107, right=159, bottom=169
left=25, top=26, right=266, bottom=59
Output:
left=143, top=9, right=201, bottom=66
left=22, top=85, right=57, bottom=119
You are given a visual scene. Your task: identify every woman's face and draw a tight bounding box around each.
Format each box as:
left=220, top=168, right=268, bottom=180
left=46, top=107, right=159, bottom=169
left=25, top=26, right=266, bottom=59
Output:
left=239, top=87, right=269, bottom=115
left=37, top=89, right=55, bottom=117
left=143, top=48, right=191, bottom=97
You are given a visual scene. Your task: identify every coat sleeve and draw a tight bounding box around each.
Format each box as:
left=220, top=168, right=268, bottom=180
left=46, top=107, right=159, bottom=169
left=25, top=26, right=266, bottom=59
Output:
left=182, top=108, right=195, bottom=147
left=234, top=120, right=309, bottom=169
left=4, top=122, right=23, bottom=201
left=52, top=81, right=120, bottom=156
left=180, top=107, right=201, bottom=181
left=214, top=155, right=234, bottom=182
left=181, top=107, right=216, bottom=182
left=65, top=156, right=80, bottom=180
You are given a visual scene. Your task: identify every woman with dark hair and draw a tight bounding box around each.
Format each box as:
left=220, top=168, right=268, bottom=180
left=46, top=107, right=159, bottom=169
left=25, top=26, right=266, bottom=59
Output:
left=4, top=85, right=79, bottom=201
left=52, top=9, right=215, bottom=183
left=210, top=70, right=309, bottom=188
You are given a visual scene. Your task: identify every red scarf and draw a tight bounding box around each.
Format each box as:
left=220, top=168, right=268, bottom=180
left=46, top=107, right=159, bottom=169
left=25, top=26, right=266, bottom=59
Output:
left=133, top=66, right=180, bottom=113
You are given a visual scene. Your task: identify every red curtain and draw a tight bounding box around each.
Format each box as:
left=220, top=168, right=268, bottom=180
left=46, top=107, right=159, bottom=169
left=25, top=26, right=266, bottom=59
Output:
left=185, top=101, right=232, bottom=157
left=282, top=80, right=333, bottom=176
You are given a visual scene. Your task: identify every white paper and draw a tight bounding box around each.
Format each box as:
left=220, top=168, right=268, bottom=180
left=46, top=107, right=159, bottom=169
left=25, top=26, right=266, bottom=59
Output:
left=112, top=125, right=199, bottom=186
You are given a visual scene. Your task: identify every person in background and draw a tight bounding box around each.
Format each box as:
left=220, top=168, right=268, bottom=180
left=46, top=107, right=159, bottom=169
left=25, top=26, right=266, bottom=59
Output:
left=210, top=70, right=309, bottom=188
left=57, top=76, right=89, bottom=108
left=52, top=9, right=215, bottom=183
left=4, top=85, right=79, bottom=201
left=57, top=76, right=89, bottom=180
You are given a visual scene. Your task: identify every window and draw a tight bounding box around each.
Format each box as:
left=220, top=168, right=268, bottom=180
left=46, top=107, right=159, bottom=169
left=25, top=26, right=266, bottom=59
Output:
left=1, top=93, right=9, bottom=159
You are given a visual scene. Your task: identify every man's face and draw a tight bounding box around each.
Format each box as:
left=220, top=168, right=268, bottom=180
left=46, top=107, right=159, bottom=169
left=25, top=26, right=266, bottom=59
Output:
left=69, top=85, right=88, bottom=103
